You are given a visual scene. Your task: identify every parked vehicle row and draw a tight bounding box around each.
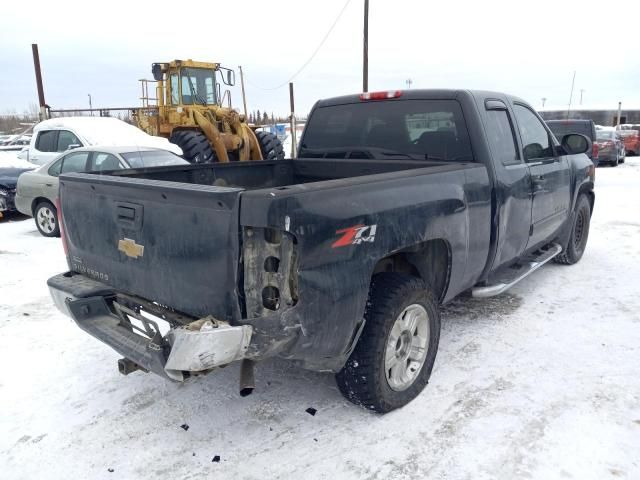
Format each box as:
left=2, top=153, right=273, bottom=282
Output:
left=14, top=146, right=188, bottom=236
left=20, top=117, right=182, bottom=165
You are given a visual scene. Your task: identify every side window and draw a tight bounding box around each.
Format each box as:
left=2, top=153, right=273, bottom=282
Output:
left=170, top=74, right=179, bottom=105
left=47, top=159, right=63, bottom=177
left=57, top=130, right=81, bottom=152
left=181, top=75, right=194, bottom=105
left=485, top=110, right=520, bottom=166
left=513, top=105, right=554, bottom=161
left=91, top=152, right=122, bottom=171
left=60, top=152, right=90, bottom=173
left=35, top=130, right=57, bottom=152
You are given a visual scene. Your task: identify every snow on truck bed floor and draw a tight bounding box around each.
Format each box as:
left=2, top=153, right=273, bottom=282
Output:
left=1, top=161, right=639, bottom=480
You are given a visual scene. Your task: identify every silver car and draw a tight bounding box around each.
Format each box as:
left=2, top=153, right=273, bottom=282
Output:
left=15, top=146, right=189, bottom=237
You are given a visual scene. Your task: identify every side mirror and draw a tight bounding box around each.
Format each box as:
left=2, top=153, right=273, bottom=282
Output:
left=227, top=70, right=235, bottom=86
left=561, top=133, right=591, bottom=155
left=66, top=144, right=81, bottom=151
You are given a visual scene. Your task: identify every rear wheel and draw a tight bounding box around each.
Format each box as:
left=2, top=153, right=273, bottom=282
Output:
left=34, top=201, right=60, bottom=237
left=169, top=130, right=216, bottom=164
left=553, top=195, right=591, bottom=265
left=255, top=131, right=285, bottom=160
left=336, top=273, right=440, bottom=413
left=611, top=155, right=619, bottom=167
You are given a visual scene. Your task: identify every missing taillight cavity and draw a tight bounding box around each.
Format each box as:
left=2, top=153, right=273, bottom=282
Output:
left=262, top=286, right=280, bottom=311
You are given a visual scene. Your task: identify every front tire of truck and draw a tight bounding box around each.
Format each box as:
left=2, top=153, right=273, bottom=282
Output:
left=554, top=195, right=591, bottom=265
left=336, top=273, right=440, bottom=413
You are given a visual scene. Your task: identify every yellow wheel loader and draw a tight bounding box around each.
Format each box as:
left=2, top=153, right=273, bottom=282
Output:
left=134, top=59, right=284, bottom=163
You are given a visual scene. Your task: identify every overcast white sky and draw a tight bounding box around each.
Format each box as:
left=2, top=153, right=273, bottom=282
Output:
left=2, top=0, right=639, bottom=116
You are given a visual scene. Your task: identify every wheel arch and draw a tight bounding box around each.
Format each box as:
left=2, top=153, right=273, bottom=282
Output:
left=31, top=196, right=55, bottom=215
left=371, top=238, right=452, bottom=304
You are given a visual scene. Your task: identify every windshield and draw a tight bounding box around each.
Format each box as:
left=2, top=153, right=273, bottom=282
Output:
left=121, top=150, right=189, bottom=168
left=299, top=99, right=473, bottom=161
left=181, top=68, right=216, bottom=105
left=596, top=132, right=614, bottom=140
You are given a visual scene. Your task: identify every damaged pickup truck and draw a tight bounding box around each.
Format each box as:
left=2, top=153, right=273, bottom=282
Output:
left=48, top=89, right=595, bottom=413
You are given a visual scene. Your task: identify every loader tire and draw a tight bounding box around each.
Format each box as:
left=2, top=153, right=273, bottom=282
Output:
left=255, top=131, right=285, bottom=160
left=169, top=130, right=216, bottom=164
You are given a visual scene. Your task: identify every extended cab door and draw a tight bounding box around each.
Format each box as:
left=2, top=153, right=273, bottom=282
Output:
left=512, top=104, right=570, bottom=249
left=483, top=99, right=532, bottom=268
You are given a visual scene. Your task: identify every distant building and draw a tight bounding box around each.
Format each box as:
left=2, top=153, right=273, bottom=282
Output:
left=539, top=105, right=640, bottom=126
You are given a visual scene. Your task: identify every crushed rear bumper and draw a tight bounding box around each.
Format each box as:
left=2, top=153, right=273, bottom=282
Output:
left=48, top=272, right=252, bottom=381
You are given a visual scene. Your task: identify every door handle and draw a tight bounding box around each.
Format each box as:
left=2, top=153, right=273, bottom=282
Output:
left=45, top=183, right=53, bottom=187
left=532, top=175, right=547, bottom=193
left=532, top=175, right=547, bottom=184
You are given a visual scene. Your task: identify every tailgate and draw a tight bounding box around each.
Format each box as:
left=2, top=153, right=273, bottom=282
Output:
left=59, top=173, right=243, bottom=320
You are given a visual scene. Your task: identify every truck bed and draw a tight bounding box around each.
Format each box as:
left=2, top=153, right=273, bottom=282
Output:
left=108, top=157, right=459, bottom=190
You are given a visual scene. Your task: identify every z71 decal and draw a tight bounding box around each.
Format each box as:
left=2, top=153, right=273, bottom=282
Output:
left=332, top=224, right=378, bottom=248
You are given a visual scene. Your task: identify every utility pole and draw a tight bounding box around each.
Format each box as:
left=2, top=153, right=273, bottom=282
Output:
left=616, top=101, right=622, bottom=127
left=238, top=65, right=248, bottom=120
left=579, top=89, right=585, bottom=106
left=31, top=44, right=47, bottom=120
left=406, top=78, right=413, bottom=89
left=363, top=0, right=369, bottom=92
left=88, top=94, right=92, bottom=115
left=541, top=97, right=547, bottom=108
left=566, top=70, right=576, bottom=120
left=289, top=82, right=297, bottom=158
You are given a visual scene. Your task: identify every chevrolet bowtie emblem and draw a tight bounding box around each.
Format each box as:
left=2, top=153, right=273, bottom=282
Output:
left=118, top=238, right=144, bottom=259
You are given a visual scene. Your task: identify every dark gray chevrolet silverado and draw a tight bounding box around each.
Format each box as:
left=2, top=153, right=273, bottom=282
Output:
left=48, top=89, right=595, bottom=412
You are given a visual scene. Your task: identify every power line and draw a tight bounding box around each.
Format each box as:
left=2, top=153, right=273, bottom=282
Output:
left=246, top=0, right=353, bottom=91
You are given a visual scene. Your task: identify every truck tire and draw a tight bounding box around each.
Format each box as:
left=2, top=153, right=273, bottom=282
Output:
left=553, top=195, right=591, bottom=265
left=169, top=130, right=216, bottom=164
left=336, top=273, right=440, bottom=413
left=34, top=201, right=60, bottom=237
left=255, top=131, right=285, bottom=160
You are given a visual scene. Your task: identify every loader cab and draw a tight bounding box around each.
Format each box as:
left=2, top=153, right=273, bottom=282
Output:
left=168, top=67, right=218, bottom=106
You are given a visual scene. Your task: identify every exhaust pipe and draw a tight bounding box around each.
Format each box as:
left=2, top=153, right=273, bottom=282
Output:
left=239, top=359, right=255, bottom=397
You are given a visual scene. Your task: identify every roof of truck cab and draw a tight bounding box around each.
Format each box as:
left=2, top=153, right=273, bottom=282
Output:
left=313, top=89, right=525, bottom=108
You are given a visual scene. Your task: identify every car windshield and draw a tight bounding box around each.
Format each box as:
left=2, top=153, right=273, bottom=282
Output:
left=596, top=132, right=614, bottom=140
left=299, top=99, right=473, bottom=161
left=121, top=150, right=189, bottom=168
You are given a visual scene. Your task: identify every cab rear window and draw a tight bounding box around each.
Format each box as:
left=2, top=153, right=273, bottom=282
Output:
left=300, top=99, right=473, bottom=162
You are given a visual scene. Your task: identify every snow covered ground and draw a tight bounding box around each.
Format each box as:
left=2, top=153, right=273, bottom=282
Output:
left=1, top=159, right=639, bottom=480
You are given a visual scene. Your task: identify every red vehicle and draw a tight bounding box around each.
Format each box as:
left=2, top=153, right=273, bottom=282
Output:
left=620, top=130, right=640, bottom=156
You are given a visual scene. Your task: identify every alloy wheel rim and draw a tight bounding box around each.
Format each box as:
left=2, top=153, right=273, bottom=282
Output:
left=385, top=303, right=430, bottom=392
left=37, top=207, right=56, bottom=233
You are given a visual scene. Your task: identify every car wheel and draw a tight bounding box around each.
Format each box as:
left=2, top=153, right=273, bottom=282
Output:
left=34, top=201, right=60, bottom=237
left=611, top=156, right=619, bottom=167
left=553, top=195, right=591, bottom=265
left=335, top=273, right=441, bottom=413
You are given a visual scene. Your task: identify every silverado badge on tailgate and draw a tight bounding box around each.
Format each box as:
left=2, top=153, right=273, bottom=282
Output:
left=118, top=238, right=145, bottom=259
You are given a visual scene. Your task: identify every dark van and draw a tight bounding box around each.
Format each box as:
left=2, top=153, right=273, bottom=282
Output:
left=546, top=119, right=598, bottom=165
